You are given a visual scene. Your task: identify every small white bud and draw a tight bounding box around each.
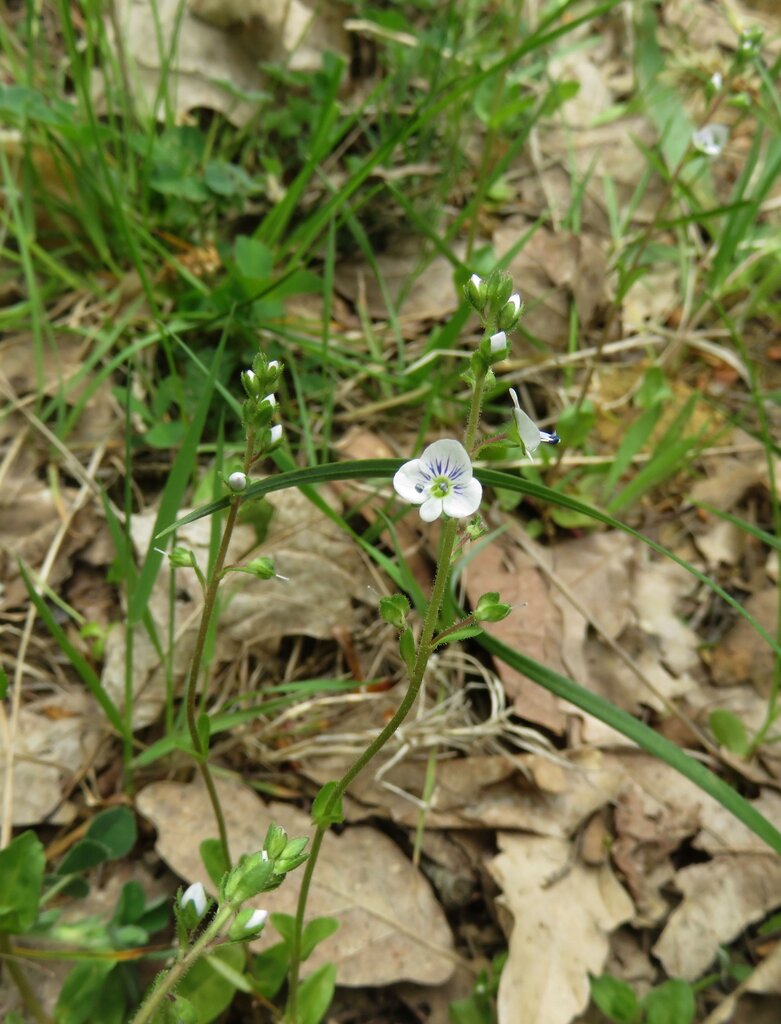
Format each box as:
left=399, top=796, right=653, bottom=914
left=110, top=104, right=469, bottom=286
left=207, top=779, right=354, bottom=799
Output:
left=263, top=394, right=276, bottom=408
left=507, top=293, right=521, bottom=314
left=245, top=908, right=268, bottom=931
left=267, top=360, right=279, bottom=372
left=228, top=471, right=248, bottom=492
left=269, top=424, right=283, bottom=445
left=245, top=369, right=257, bottom=383
left=710, top=72, right=723, bottom=91
left=181, top=882, right=207, bottom=918
left=489, top=331, right=508, bottom=355
left=470, top=273, right=483, bottom=288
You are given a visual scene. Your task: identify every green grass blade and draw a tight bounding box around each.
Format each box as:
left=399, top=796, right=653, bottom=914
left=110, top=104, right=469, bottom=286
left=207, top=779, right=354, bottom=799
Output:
left=479, top=633, right=781, bottom=856
left=19, top=561, right=126, bottom=737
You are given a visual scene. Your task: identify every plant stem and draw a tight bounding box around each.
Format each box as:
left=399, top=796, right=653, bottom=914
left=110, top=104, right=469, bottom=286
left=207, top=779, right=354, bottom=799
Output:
left=132, top=906, right=234, bottom=1024
left=184, top=499, right=238, bottom=870
left=0, top=935, right=52, bottom=1024
left=285, top=364, right=488, bottom=1021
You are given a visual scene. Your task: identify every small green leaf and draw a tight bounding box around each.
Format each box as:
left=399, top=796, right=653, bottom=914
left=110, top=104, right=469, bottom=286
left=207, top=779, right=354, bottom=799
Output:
left=642, top=979, right=695, bottom=1024
left=270, top=912, right=295, bottom=945
left=86, top=807, right=137, bottom=860
left=176, top=945, right=245, bottom=1024
left=301, top=916, right=339, bottom=960
left=201, top=838, right=229, bottom=889
left=54, top=961, right=116, bottom=1024
left=57, top=839, right=112, bottom=876
left=311, top=782, right=344, bottom=827
left=589, top=973, right=640, bottom=1023
left=0, top=831, right=45, bottom=933
left=433, top=625, right=484, bottom=647
left=709, top=710, right=750, bottom=756
left=197, top=712, right=211, bottom=753
left=399, top=627, right=416, bottom=672
left=298, top=963, right=337, bottom=1024
left=234, top=236, right=274, bottom=281
left=251, top=942, right=289, bottom=999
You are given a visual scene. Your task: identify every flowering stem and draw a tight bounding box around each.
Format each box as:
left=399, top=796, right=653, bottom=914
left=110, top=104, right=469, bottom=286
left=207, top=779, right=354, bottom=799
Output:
left=183, top=433, right=256, bottom=869
left=285, top=516, right=459, bottom=1022
left=132, top=905, right=234, bottom=1024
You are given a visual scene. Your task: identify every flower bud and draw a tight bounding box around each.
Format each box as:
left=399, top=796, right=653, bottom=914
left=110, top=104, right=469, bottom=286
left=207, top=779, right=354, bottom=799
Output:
left=263, top=824, right=289, bottom=859
left=465, top=272, right=488, bottom=314
left=244, top=556, right=276, bottom=580
left=223, top=851, right=275, bottom=904
left=474, top=591, right=512, bottom=623
left=379, top=594, right=411, bottom=630
left=269, top=424, right=283, bottom=446
left=180, top=882, right=207, bottom=918
left=241, top=369, right=261, bottom=399
left=497, top=293, right=522, bottom=331
left=169, top=546, right=197, bottom=570
left=262, top=394, right=276, bottom=408
left=228, top=906, right=268, bottom=940
left=228, top=471, right=247, bottom=493
left=487, top=272, right=514, bottom=310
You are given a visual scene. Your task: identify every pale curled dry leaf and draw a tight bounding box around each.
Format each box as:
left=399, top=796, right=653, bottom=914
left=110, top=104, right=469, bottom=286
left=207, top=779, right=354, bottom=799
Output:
left=0, top=691, right=105, bottom=826
left=653, top=855, right=781, bottom=981
left=305, top=748, right=626, bottom=837
left=488, top=833, right=633, bottom=1024
left=464, top=542, right=567, bottom=734
left=136, top=776, right=454, bottom=986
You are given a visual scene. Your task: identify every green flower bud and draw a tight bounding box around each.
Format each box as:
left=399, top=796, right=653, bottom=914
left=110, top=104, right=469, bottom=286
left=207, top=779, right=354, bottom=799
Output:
left=487, top=272, right=513, bottom=310
left=169, top=546, right=197, bottom=569
left=465, top=273, right=488, bottom=314
left=474, top=592, right=512, bottom=623
left=241, top=369, right=261, bottom=398
left=379, top=594, right=411, bottom=630
left=223, top=850, right=274, bottom=903
left=497, top=293, right=522, bottom=331
left=263, top=824, right=289, bottom=859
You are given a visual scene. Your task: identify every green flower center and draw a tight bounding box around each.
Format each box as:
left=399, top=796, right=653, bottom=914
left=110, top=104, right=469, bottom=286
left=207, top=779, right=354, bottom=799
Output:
left=430, top=475, right=453, bottom=499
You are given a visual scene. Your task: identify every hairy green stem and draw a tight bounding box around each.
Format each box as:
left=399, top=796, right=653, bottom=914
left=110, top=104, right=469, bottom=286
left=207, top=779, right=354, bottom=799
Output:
left=132, top=906, right=234, bottom=1024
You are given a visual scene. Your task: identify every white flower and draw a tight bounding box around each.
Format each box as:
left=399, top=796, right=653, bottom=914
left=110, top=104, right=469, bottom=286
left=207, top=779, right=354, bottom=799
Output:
left=228, top=471, right=247, bottom=492
left=245, top=369, right=257, bottom=384
left=710, top=72, right=723, bottom=91
left=267, top=360, right=279, bottom=372
left=507, top=293, right=521, bottom=315
left=509, top=389, right=560, bottom=461
left=393, top=439, right=482, bottom=523
left=263, top=393, right=276, bottom=407
left=269, top=424, right=283, bottom=445
left=490, top=331, right=508, bottom=355
left=245, top=908, right=268, bottom=930
left=692, top=124, right=728, bottom=157
left=181, top=882, right=207, bottom=918
left=470, top=273, right=483, bottom=288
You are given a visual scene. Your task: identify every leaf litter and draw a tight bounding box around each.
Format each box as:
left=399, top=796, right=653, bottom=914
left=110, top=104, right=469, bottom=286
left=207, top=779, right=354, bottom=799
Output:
left=5, top=1, right=781, bottom=1021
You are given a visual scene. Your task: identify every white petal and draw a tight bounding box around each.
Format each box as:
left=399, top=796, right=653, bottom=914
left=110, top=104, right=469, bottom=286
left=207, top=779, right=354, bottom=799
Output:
left=393, top=459, right=428, bottom=504
left=246, top=908, right=268, bottom=930
left=443, top=477, right=482, bottom=518
left=509, top=389, right=541, bottom=457
left=420, top=438, right=473, bottom=480
left=470, top=273, right=483, bottom=287
left=507, top=293, right=521, bottom=313
left=269, top=424, right=283, bottom=444
left=490, top=331, right=507, bottom=354
left=419, top=497, right=444, bottom=522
